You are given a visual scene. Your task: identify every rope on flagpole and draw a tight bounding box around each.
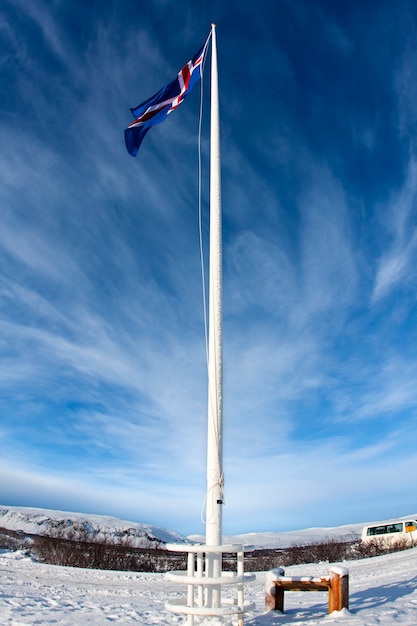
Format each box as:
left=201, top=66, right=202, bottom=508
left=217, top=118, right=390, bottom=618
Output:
left=197, top=29, right=225, bottom=526
left=200, top=472, right=225, bottom=524
left=198, top=31, right=212, bottom=369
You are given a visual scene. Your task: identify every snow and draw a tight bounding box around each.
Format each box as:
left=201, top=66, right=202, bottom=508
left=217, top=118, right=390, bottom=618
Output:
left=3, top=504, right=416, bottom=549
left=190, top=515, right=417, bottom=549
left=1, top=547, right=417, bottom=625
left=189, top=524, right=364, bottom=549
left=2, top=506, right=417, bottom=624
left=0, top=506, right=187, bottom=546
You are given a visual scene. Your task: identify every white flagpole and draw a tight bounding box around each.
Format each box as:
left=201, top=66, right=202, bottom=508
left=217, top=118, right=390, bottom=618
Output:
left=206, top=22, right=223, bottom=551
left=165, top=27, right=256, bottom=623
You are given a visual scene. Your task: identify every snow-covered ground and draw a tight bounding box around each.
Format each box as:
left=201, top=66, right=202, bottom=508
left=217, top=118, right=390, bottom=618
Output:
left=2, top=506, right=417, bottom=624
left=1, top=546, right=417, bottom=625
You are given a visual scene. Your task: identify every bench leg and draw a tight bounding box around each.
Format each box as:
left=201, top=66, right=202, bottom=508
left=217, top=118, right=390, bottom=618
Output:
left=274, top=586, right=284, bottom=612
left=265, top=568, right=285, bottom=612
left=328, top=571, right=349, bottom=613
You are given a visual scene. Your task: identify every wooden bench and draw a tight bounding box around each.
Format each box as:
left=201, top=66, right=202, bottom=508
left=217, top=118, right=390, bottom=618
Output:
left=265, top=566, right=349, bottom=614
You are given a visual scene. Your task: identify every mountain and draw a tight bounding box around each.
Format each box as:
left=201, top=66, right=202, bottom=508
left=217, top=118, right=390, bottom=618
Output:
left=2, top=505, right=416, bottom=549
left=189, top=514, right=417, bottom=548
left=189, top=523, right=365, bottom=549
left=0, top=505, right=187, bottom=547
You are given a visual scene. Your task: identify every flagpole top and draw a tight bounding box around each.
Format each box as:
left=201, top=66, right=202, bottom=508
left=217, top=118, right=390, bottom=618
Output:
left=211, top=23, right=216, bottom=28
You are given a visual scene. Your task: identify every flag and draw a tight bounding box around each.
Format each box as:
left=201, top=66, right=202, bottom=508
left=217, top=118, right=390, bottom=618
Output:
left=125, top=41, right=208, bottom=157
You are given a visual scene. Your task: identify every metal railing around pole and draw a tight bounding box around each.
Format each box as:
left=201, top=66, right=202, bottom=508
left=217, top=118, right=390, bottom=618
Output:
left=165, top=543, right=255, bottom=624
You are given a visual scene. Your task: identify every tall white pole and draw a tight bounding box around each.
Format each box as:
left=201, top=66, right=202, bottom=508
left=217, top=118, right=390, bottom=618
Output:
left=165, top=27, right=255, bottom=625
left=206, top=22, right=223, bottom=552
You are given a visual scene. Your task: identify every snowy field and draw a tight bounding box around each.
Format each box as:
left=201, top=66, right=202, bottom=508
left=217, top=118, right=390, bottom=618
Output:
left=1, top=546, right=417, bottom=625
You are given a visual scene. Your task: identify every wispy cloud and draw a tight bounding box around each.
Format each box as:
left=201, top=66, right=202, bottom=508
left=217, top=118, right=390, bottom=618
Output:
left=372, top=159, right=417, bottom=301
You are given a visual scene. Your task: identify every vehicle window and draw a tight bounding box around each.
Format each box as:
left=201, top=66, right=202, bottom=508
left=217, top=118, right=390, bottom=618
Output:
left=367, top=525, right=387, bottom=536
left=388, top=523, right=403, bottom=533
left=367, top=523, right=404, bottom=536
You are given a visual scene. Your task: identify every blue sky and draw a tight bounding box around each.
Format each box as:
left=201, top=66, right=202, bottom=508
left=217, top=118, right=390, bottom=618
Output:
left=1, top=0, right=417, bottom=537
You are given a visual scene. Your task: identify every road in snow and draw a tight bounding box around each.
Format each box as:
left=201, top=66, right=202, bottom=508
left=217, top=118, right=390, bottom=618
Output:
left=1, top=547, right=417, bottom=625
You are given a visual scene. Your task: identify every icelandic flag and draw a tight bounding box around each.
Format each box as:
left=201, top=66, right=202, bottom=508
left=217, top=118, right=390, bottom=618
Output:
left=125, top=41, right=208, bottom=157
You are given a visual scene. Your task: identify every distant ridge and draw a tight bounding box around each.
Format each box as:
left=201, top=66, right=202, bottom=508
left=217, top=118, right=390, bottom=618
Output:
left=189, top=514, right=417, bottom=549
left=0, top=505, right=187, bottom=547
left=188, top=524, right=364, bottom=549
left=1, top=505, right=416, bottom=550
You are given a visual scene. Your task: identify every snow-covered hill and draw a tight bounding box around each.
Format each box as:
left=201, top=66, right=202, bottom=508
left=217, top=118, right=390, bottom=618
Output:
left=0, top=505, right=187, bottom=547
left=190, top=514, right=417, bottom=549
left=2, top=504, right=417, bottom=549
left=190, top=522, right=365, bottom=549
